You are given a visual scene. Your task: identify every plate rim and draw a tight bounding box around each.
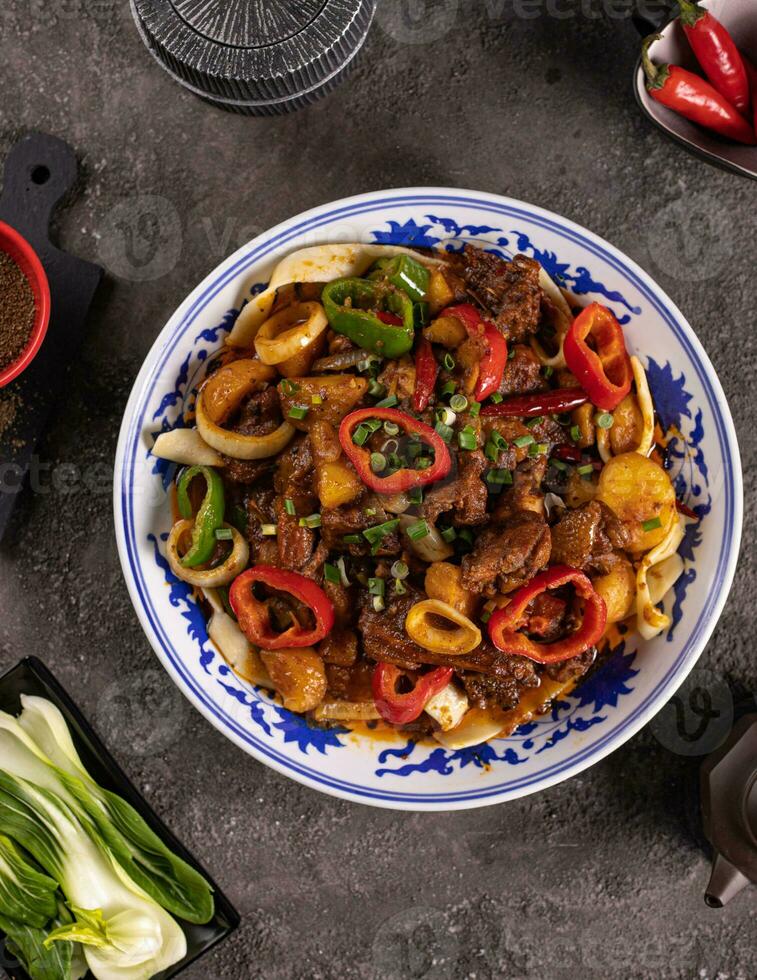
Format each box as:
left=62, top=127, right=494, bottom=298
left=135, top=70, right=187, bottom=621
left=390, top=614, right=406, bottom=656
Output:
left=114, top=186, right=743, bottom=811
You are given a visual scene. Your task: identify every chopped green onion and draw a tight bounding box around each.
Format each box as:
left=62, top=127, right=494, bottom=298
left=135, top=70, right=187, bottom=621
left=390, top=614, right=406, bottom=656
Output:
left=550, top=458, right=568, bottom=471
left=365, top=419, right=383, bottom=432
left=281, top=379, right=299, bottom=395
left=284, top=498, right=296, bottom=516
left=490, top=392, right=503, bottom=404
left=570, top=425, right=581, bottom=443
left=368, top=577, right=386, bottom=596
left=383, top=421, right=400, bottom=436
left=529, top=442, right=549, bottom=456
left=507, top=348, right=516, bottom=360
left=642, top=516, right=662, bottom=532
left=449, top=394, right=468, bottom=413
left=393, top=579, right=408, bottom=596
left=443, top=352, right=456, bottom=371
left=458, top=528, right=475, bottom=546
left=458, top=429, right=477, bottom=451
left=415, top=456, right=432, bottom=470
left=491, top=431, right=508, bottom=450
left=487, top=468, right=513, bottom=486
left=362, top=519, right=400, bottom=545
left=434, top=422, right=454, bottom=443
left=370, top=452, right=387, bottom=473
left=526, top=416, right=544, bottom=428
left=440, top=380, right=457, bottom=397
left=485, top=440, right=499, bottom=462
left=436, top=407, right=456, bottom=426
left=324, top=563, right=341, bottom=585
left=311, top=394, right=323, bottom=406
left=343, top=534, right=363, bottom=545
left=513, top=434, right=535, bottom=449
left=391, top=560, right=409, bottom=580
left=215, top=527, right=233, bottom=541
left=543, top=365, right=554, bottom=378
left=368, top=379, right=386, bottom=398
left=375, top=394, right=399, bottom=409
left=358, top=354, right=382, bottom=373
left=364, top=507, right=377, bottom=518
left=406, top=519, right=430, bottom=541
left=373, top=594, right=386, bottom=612
left=352, top=425, right=371, bottom=446
left=468, top=401, right=481, bottom=417
left=408, top=486, right=423, bottom=504
left=440, top=526, right=457, bottom=543
left=261, top=524, right=278, bottom=536
left=288, top=405, right=309, bottom=421
left=336, top=556, right=351, bottom=586
left=299, top=513, right=322, bottom=529
left=480, top=608, right=492, bottom=624
left=595, top=412, right=614, bottom=429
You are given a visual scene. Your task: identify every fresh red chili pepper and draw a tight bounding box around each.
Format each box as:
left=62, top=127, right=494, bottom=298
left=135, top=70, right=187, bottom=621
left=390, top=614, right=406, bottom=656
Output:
left=443, top=303, right=508, bottom=401
left=677, top=1, right=750, bottom=114
left=229, top=566, right=335, bottom=650
left=377, top=311, right=404, bottom=326
left=563, top=302, right=632, bottom=412
left=372, top=663, right=454, bottom=724
left=641, top=35, right=756, bottom=145
left=481, top=387, right=588, bottom=418
left=413, top=337, right=439, bottom=412
left=488, top=565, right=607, bottom=664
left=339, top=407, right=452, bottom=494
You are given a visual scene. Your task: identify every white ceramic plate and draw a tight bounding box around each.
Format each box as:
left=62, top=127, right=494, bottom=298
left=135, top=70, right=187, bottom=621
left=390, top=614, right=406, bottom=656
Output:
left=114, top=188, right=742, bottom=811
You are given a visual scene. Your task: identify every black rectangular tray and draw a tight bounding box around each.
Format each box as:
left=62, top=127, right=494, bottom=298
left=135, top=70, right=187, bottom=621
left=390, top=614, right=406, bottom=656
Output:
left=0, top=657, right=240, bottom=980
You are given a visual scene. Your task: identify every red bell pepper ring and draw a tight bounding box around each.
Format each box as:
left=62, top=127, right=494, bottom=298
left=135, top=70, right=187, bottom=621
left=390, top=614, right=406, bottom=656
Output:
left=487, top=565, right=607, bottom=664
left=377, top=311, right=404, bottom=326
left=677, top=1, right=750, bottom=115
left=481, top=387, right=588, bottom=418
left=443, top=303, right=508, bottom=401
left=229, top=565, right=335, bottom=650
left=339, top=407, right=452, bottom=494
left=372, top=663, right=454, bottom=725
left=412, top=338, right=439, bottom=412
left=563, top=302, right=633, bottom=412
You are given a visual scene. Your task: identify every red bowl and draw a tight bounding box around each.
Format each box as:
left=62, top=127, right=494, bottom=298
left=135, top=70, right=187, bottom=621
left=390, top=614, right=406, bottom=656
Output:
left=0, top=220, right=51, bottom=388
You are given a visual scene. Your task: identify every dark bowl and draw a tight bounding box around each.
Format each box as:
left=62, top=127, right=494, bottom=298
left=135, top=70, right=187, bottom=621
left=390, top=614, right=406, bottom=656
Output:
left=0, top=657, right=240, bottom=980
left=634, top=0, right=757, bottom=180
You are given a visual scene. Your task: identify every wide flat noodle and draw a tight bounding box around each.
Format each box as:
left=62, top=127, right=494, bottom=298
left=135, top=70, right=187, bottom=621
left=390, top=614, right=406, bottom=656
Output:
left=636, top=515, right=686, bottom=640
left=228, top=243, right=444, bottom=348
left=531, top=268, right=573, bottom=369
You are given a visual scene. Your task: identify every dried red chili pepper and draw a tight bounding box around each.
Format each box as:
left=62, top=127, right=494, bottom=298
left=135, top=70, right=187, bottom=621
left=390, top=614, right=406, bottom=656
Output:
left=229, top=566, right=335, bottom=650
left=677, top=0, right=750, bottom=114
left=641, top=35, right=756, bottom=145
left=339, top=407, right=452, bottom=494
left=481, top=387, right=588, bottom=418
left=443, top=303, right=508, bottom=401
left=372, top=663, right=454, bottom=724
left=563, top=303, right=632, bottom=412
left=488, top=565, right=607, bottom=664
left=412, top=337, right=439, bottom=412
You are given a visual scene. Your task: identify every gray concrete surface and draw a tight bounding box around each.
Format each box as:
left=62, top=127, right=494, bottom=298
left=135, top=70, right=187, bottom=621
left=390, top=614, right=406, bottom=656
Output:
left=1, top=2, right=756, bottom=978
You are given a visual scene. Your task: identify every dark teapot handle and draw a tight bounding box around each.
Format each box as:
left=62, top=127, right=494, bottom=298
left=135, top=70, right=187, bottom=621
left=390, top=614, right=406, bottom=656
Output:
left=632, top=0, right=676, bottom=36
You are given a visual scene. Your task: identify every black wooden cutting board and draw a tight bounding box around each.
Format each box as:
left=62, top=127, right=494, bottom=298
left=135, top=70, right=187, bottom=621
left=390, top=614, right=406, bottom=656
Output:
left=0, top=132, right=103, bottom=543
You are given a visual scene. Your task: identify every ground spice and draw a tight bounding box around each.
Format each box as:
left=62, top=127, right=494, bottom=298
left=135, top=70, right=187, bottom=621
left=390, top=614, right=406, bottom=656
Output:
left=0, top=390, right=21, bottom=441
left=0, top=250, right=35, bottom=373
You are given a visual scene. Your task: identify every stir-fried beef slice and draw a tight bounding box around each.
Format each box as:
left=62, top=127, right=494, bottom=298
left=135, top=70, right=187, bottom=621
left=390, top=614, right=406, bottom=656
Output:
left=222, top=457, right=276, bottom=485
left=321, top=499, right=401, bottom=557
left=320, top=628, right=359, bottom=667
left=461, top=510, right=551, bottom=596
left=528, top=416, right=569, bottom=452
left=245, top=484, right=279, bottom=563
left=550, top=501, right=630, bottom=573
left=301, top=539, right=329, bottom=579
left=275, top=497, right=315, bottom=572
left=274, top=434, right=317, bottom=510
left=422, top=450, right=489, bottom=527
left=544, top=647, right=597, bottom=684
left=462, top=654, right=540, bottom=710
left=455, top=247, right=542, bottom=343
left=492, top=457, right=547, bottom=522
left=497, top=344, right=547, bottom=397
left=233, top=386, right=281, bottom=437
left=323, top=578, right=353, bottom=625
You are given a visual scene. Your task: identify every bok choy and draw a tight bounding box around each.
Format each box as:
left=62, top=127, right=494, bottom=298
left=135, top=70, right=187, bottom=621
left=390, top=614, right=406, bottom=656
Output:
left=0, top=696, right=215, bottom=980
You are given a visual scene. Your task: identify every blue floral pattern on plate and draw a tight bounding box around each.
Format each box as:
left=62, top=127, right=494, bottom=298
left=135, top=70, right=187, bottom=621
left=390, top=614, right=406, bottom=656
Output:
left=147, top=213, right=707, bottom=775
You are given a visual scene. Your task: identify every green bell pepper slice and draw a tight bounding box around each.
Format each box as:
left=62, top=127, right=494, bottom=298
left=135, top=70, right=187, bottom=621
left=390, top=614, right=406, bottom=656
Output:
left=177, top=464, right=225, bottom=568
left=321, top=277, right=415, bottom=358
left=368, top=254, right=430, bottom=302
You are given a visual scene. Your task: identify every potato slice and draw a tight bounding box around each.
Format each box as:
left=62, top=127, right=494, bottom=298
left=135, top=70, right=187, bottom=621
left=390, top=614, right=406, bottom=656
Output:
left=596, top=452, right=675, bottom=554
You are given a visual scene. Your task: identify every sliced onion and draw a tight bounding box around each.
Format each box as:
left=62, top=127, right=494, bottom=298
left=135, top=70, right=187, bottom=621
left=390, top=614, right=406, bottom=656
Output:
left=312, top=701, right=381, bottom=722
left=433, top=707, right=510, bottom=749
left=228, top=243, right=444, bottom=348
left=254, top=302, right=328, bottom=366
left=424, top=682, right=469, bottom=731
left=166, top=520, right=249, bottom=588
left=596, top=426, right=612, bottom=464
left=311, top=349, right=366, bottom=373
left=405, top=599, right=481, bottom=655
left=382, top=492, right=412, bottom=514
left=196, top=393, right=294, bottom=460
left=636, top=515, right=686, bottom=641
left=208, top=609, right=274, bottom=689
left=530, top=268, right=573, bottom=370
left=399, top=515, right=453, bottom=562
left=151, top=428, right=223, bottom=467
